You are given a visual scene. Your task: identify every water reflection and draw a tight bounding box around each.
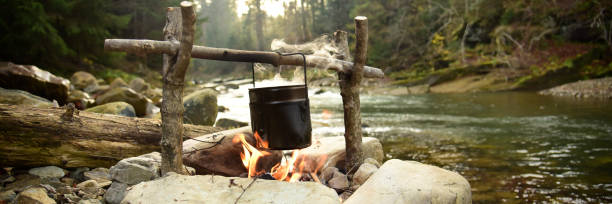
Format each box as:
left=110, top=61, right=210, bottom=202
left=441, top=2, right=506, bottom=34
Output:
left=309, top=91, right=612, bottom=203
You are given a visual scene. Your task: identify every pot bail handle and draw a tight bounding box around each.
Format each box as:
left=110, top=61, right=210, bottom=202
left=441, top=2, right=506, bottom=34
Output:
left=250, top=52, right=308, bottom=98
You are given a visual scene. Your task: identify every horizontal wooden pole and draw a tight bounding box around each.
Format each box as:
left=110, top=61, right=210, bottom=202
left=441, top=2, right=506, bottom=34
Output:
left=104, top=39, right=384, bottom=78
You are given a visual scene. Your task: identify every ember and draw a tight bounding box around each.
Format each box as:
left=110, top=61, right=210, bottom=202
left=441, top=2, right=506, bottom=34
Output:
left=233, top=133, right=327, bottom=183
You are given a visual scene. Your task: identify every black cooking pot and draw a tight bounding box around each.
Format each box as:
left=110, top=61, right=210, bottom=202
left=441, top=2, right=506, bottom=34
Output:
left=248, top=53, right=311, bottom=150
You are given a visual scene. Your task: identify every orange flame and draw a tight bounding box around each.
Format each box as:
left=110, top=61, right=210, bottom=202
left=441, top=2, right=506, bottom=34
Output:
left=233, top=133, right=269, bottom=178
left=233, top=133, right=328, bottom=183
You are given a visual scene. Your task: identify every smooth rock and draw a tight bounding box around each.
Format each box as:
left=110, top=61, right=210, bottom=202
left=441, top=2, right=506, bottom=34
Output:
left=67, top=90, right=95, bottom=109
left=0, top=62, right=70, bottom=104
left=364, top=157, right=381, bottom=168
left=327, top=173, right=349, bottom=191
left=78, top=199, right=103, bottom=204
left=71, top=71, right=98, bottom=92
left=352, top=163, right=378, bottom=186
left=60, top=178, right=75, bottom=187
left=128, top=78, right=149, bottom=92
left=0, top=87, right=55, bottom=108
left=121, top=174, right=340, bottom=204
left=0, top=190, right=16, bottom=202
left=214, top=118, right=248, bottom=128
left=143, top=88, right=162, bottom=106
left=14, top=187, right=56, bottom=204
left=320, top=167, right=340, bottom=184
left=301, top=136, right=384, bottom=172
left=4, top=174, right=41, bottom=192
left=63, top=193, right=81, bottom=203
left=95, top=87, right=151, bottom=116
left=109, top=78, right=128, bottom=90
left=104, top=182, right=127, bottom=204
left=85, top=102, right=136, bottom=117
left=109, top=152, right=161, bottom=185
left=83, top=168, right=111, bottom=187
left=183, top=89, right=218, bottom=126
left=344, top=159, right=471, bottom=204
left=29, top=166, right=65, bottom=179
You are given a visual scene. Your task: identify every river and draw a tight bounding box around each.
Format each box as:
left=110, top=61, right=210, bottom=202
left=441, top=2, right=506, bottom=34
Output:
left=217, top=84, right=612, bottom=203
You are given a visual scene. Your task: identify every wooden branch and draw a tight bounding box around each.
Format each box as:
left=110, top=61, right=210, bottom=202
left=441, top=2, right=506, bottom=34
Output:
left=340, top=16, right=368, bottom=176
left=160, top=1, right=195, bottom=175
left=0, top=104, right=220, bottom=168
left=182, top=127, right=282, bottom=176
left=104, top=39, right=384, bottom=78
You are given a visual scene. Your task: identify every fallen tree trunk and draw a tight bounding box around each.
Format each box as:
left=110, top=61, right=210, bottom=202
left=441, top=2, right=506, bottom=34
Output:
left=0, top=104, right=221, bottom=168
left=182, top=127, right=282, bottom=176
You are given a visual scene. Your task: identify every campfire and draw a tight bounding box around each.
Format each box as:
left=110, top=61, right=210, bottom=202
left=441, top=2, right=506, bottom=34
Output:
left=232, top=132, right=328, bottom=183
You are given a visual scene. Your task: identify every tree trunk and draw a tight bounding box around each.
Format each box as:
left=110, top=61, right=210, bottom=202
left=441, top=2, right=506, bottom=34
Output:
left=0, top=104, right=220, bottom=168
left=337, top=17, right=368, bottom=175
left=255, top=0, right=265, bottom=51
left=161, top=2, right=196, bottom=175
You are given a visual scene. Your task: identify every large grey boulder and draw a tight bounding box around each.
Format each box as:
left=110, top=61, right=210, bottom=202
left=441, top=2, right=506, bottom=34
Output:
left=300, top=136, right=384, bottom=172
left=183, top=89, right=218, bottom=126
left=14, top=187, right=56, bottom=204
left=0, top=87, right=55, bottom=108
left=108, top=152, right=161, bottom=185
left=344, top=159, right=471, bottom=204
left=0, top=62, right=70, bottom=104
left=85, top=102, right=136, bottom=117
left=95, top=87, right=151, bottom=116
left=121, top=173, right=340, bottom=204
left=71, top=71, right=98, bottom=92
left=28, top=166, right=65, bottom=179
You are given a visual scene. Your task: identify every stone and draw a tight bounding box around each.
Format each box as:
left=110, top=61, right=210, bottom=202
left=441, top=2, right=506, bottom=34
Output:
left=104, top=182, right=127, bottom=204
left=71, top=71, right=98, bottom=92
left=215, top=118, right=248, bottom=128
left=344, top=159, right=471, bottom=204
left=352, top=163, right=378, bottom=186
left=128, top=78, right=149, bottom=92
left=183, top=89, right=218, bottom=126
left=327, top=173, right=349, bottom=191
left=0, top=190, right=16, bottom=202
left=0, top=87, right=56, bottom=108
left=70, top=167, right=90, bottom=182
left=109, top=152, right=161, bottom=185
left=63, top=193, right=81, bottom=203
left=95, top=87, right=152, bottom=116
left=143, top=88, right=162, bottom=106
left=83, top=168, right=111, bottom=187
left=301, top=137, right=384, bottom=172
left=320, top=167, right=340, bottom=184
left=0, top=62, right=70, bottom=104
left=364, top=158, right=381, bottom=168
left=4, top=174, right=41, bottom=192
left=59, top=177, right=75, bottom=187
left=121, top=174, right=340, bottom=204
left=539, top=77, right=612, bottom=99
left=67, top=90, right=95, bottom=109
left=109, top=78, right=128, bottom=90
left=14, top=187, right=56, bottom=204
left=29, top=166, right=65, bottom=179
left=339, top=191, right=353, bottom=201
left=85, top=102, right=136, bottom=117
left=76, top=180, right=103, bottom=196
left=78, top=199, right=103, bottom=204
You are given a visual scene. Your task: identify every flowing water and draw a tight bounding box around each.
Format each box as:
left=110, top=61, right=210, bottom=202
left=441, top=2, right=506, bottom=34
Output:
left=218, top=85, right=612, bottom=203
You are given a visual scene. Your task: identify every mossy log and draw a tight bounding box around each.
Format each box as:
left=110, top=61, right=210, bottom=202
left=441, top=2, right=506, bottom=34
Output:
left=0, top=104, right=221, bottom=168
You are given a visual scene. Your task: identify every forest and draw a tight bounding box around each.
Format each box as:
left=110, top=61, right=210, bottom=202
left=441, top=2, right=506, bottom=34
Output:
left=1, top=0, right=612, bottom=203
left=2, top=0, right=611, bottom=89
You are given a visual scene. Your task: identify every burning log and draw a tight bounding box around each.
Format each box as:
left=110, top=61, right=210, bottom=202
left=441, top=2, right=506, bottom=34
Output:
left=0, top=104, right=221, bottom=168
left=182, top=127, right=283, bottom=176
